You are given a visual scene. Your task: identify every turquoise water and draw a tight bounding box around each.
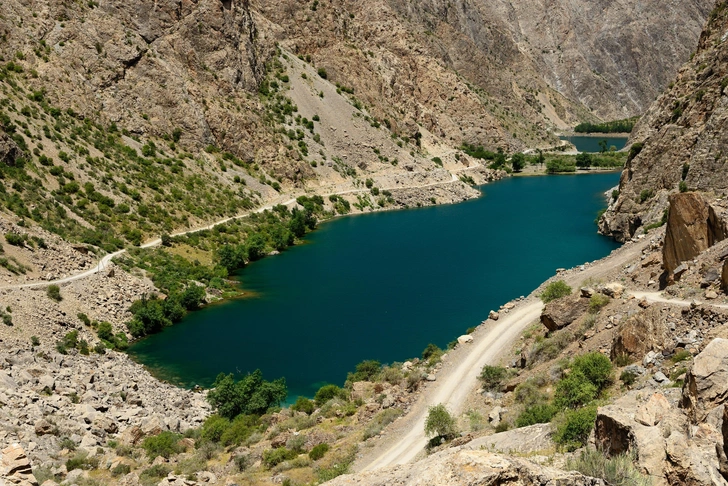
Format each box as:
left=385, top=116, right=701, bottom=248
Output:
left=128, top=173, right=621, bottom=399
left=560, top=136, right=628, bottom=153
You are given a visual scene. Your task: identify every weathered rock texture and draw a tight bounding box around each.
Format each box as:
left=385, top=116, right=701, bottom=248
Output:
left=663, top=193, right=728, bottom=274
left=611, top=307, right=671, bottom=360
left=682, top=338, right=728, bottom=423
left=601, top=2, right=728, bottom=241
left=541, top=294, right=589, bottom=332
left=327, top=448, right=604, bottom=486
left=597, top=338, right=728, bottom=485
left=0, top=444, right=38, bottom=486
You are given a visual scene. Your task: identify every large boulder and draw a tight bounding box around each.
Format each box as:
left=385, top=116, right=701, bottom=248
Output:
left=541, top=294, right=589, bottom=332
left=663, top=193, right=727, bottom=275
left=611, top=307, right=671, bottom=360
left=682, top=338, right=728, bottom=423
left=596, top=390, right=687, bottom=482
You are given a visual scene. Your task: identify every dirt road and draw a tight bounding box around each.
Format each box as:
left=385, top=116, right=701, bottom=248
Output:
left=357, top=236, right=652, bottom=472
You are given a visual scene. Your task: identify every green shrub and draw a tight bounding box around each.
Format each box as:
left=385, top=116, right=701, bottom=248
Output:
left=424, top=404, right=458, bottom=440
left=362, top=408, right=402, bottom=440
left=571, top=352, right=613, bottom=391
left=309, top=443, right=329, bottom=460
left=588, top=294, right=610, bottom=313
left=639, top=189, right=653, bottom=203
left=201, top=414, right=229, bottom=443
left=111, top=464, right=131, bottom=476
left=515, top=403, right=558, bottom=428
left=554, top=371, right=598, bottom=409
left=540, top=281, right=571, bottom=303
left=317, top=68, right=328, bottom=79
left=291, top=396, right=315, bottom=415
left=679, top=181, right=688, bottom=193
left=220, top=414, right=261, bottom=447
left=5, top=233, right=25, bottom=246
left=553, top=406, right=597, bottom=451
left=479, top=365, right=507, bottom=391
left=671, top=350, right=692, bottom=363
left=139, top=464, right=171, bottom=484
left=566, top=449, right=651, bottom=486
left=47, top=284, right=62, bottom=302
left=514, top=379, right=548, bottom=408
left=613, top=353, right=632, bottom=366
left=262, top=447, right=297, bottom=468
left=141, top=431, right=183, bottom=459
left=421, top=343, right=444, bottom=364
left=349, top=360, right=381, bottom=382
left=314, top=384, right=347, bottom=407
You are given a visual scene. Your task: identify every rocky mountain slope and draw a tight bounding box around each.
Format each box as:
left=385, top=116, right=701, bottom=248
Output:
left=600, top=1, right=728, bottom=241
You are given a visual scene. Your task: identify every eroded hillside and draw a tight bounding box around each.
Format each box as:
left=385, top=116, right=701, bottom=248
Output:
left=600, top=1, right=728, bottom=242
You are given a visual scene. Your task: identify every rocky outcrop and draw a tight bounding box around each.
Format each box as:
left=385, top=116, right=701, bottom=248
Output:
left=597, top=339, right=728, bottom=485
left=611, top=307, right=671, bottom=360
left=0, top=444, right=38, bottom=486
left=0, top=133, right=22, bottom=167
left=663, top=193, right=727, bottom=275
left=682, top=338, right=728, bottom=423
left=540, top=294, right=589, bottom=332
left=600, top=2, right=728, bottom=241
left=326, top=448, right=604, bottom=486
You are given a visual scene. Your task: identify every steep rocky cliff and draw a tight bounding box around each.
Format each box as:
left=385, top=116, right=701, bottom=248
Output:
left=600, top=1, right=728, bottom=241
left=258, top=0, right=714, bottom=150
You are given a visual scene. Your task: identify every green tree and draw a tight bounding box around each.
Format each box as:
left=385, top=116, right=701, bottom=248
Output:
left=598, top=140, right=608, bottom=153
left=97, top=321, right=114, bottom=342
left=207, top=370, right=287, bottom=419
left=575, top=153, right=592, bottom=169
left=246, top=233, right=267, bottom=261
left=179, top=284, right=206, bottom=311
left=510, top=153, right=525, bottom=172
left=216, top=244, right=246, bottom=272
left=424, top=404, right=458, bottom=440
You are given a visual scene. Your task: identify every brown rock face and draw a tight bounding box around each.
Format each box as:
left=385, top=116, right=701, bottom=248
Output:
left=540, top=294, right=589, bottom=332
left=662, top=193, right=726, bottom=274
left=611, top=307, right=670, bottom=360
left=723, top=260, right=728, bottom=292
left=0, top=444, right=38, bottom=486
left=600, top=3, right=728, bottom=241
left=682, top=338, right=728, bottom=423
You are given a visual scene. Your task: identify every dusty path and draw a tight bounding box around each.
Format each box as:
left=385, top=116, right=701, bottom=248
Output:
left=357, top=236, right=652, bottom=472
left=0, top=174, right=474, bottom=291
left=362, top=300, right=543, bottom=470
left=630, top=291, right=728, bottom=310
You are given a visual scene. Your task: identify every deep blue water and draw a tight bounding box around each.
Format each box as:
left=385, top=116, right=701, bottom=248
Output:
left=560, top=135, right=628, bottom=153
left=128, top=173, right=621, bottom=399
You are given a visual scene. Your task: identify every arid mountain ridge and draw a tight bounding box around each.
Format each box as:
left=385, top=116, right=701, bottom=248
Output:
left=1, top=0, right=716, bottom=164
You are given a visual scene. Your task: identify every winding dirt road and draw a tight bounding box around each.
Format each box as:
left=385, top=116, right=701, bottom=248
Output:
left=0, top=172, right=473, bottom=291
left=357, top=236, right=653, bottom=472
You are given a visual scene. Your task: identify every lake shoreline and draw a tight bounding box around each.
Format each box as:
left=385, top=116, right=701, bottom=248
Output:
left=129, top=173, right=622, bottom=398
